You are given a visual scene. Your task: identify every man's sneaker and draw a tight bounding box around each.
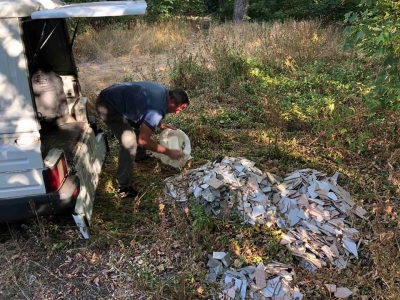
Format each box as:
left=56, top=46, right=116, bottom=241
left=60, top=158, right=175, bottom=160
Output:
left=118, top=186, right=139, bottom=199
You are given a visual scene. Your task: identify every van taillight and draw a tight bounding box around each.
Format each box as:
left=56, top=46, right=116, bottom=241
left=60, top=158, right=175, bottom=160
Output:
left=43, top=151, right=68, bottom=193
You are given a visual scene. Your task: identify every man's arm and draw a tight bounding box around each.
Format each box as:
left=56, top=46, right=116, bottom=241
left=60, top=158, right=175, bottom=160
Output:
left=158, top=122, right=177, bottom=130
left=138, top=124, right=182, bottom=159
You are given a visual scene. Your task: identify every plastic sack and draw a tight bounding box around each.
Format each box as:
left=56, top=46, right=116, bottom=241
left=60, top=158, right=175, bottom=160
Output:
left=152, top=129, right=192, bottom=168
left=31, top=69, right=69, bottom=125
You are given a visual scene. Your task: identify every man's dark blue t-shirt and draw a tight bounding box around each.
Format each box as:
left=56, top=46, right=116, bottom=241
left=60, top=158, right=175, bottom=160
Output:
left=100, top=82, right=168, bottom=131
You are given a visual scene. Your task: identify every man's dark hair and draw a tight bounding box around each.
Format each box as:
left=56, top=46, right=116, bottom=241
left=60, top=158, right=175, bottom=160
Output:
left=169, top=88, right=189, bottom=106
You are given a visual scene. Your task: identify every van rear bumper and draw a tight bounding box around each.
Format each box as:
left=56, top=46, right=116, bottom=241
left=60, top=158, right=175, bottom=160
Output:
left=0, top=175, right=80, bottom=222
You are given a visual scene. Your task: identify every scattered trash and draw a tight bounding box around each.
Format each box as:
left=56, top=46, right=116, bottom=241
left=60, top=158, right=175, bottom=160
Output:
left=334, top=287, right=353, bottom=299
left=162, top=157, right=364, bottom=298
left=207, top=252, right=303, bottom=300
left=28, top=274, right=37, bottom=285
left=323, top=284, right=356, bottom=299
left=324, top=283, right=337, bottom=293
left=274, top=168, right=363, bottom=271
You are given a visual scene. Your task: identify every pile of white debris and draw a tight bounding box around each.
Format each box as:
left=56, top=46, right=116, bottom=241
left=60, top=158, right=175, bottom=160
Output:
left=207, top=252, right=304, bottom=299
left=162, top=157, right=366, bottom=299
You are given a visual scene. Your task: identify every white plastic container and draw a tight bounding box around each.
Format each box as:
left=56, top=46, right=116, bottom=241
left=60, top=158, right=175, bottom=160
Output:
left=152, top=129, right=192, bottom=168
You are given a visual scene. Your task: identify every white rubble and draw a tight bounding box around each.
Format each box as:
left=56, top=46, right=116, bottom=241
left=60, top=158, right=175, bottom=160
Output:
left=162, top=156, right=366, bottom=284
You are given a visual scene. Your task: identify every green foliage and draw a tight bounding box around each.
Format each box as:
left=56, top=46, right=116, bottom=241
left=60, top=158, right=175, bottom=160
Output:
left=344, top=0, right=400, bottom=111
left=169, top=43, right=253, bottom=92
left=191, top=201, right=213, bottom=228
left=146, top=0, right=208, bottom=21
left=169, top=53, right=208, bottom=90
left=169, top=37, right=373, bottom=154
left=212, top=45, right=251, bottom=91
left=64, top=0, right=358, bottom=24
left=345, top=131, right=372, bottom=154
left=219, top=0, right=359, bottom=22
left=121, top=70, right=134, bottom=82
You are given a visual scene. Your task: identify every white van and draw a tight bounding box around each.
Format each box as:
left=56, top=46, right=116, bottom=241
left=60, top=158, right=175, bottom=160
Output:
left=0, top=0, right=147, bottom=238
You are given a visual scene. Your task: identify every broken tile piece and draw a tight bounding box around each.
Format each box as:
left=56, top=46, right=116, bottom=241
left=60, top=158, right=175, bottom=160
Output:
left=293, top=290, right=304, bottom=299
left=288, top=208, right=301, bottom=226
left=252, top=205, right=266, bottom=217
left=334, top=287, right=353, bottom=298
left=234, top=165, right=245, bottom=173
left=194, top=186, right=202, bottom=198
left=302, top=220, right=321, bottom=234
left=353, top=205, right=367, bottom=218
left=262, top=276, right=282, bottom=297
left=308, top=184, right=318, bottom=199
left=327, top=192, right=338, bottom=201
left=284, top=172, right=301, bottom=181
left=280, top=232, right=296, bottom=245
left=202, top=189, right=215, bottom=202
left=325, top=284, right=336, bottom=293
left=335, top=256, right=347, bottom=269
left=207, top=177, right=224, bottom=189
left=224, top=275, right=247, bottom=300
left=248, top=176, right=259, bottom=190
left=254, top=264, right=267, bottom=289
left=262, top=186, right=272, bottom=193
left=297, top=209, right=309, bottom=220
left=213, top=252, right=227, bottom=260
left=221, top=253, right=232, bottom=267
left=342, top=237, right=358, bottom=258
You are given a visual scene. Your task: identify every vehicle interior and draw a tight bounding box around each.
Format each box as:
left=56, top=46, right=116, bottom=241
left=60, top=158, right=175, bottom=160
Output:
left=21, top=17, right=90, bottom=163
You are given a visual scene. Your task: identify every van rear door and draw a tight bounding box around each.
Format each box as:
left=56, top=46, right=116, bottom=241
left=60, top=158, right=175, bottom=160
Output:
left=29, top=1, right=147, bottom=237
left=31, top=1, right=147, bottom=19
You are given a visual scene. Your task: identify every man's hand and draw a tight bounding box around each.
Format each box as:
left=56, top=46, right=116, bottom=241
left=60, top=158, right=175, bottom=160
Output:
left=139, top=124, right=182, bottom=159
left=159, top=122, right=177, bottom=130
left=166, top=149, right=182, bottom=159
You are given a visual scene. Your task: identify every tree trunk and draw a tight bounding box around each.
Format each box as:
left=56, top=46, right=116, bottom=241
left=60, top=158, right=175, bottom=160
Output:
left=233, top=0, right=249, bottom=22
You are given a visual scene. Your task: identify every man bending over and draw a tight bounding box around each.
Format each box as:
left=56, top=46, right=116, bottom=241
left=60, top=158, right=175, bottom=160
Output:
left=96, top=81, right=189, bottom=198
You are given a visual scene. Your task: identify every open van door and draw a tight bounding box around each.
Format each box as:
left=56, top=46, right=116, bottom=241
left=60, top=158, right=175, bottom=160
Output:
left=31, top=1, right=147, bottom=19
left=0, top=0, right=147, bottom=237
left=29, top=1, right=147, bottom=238
left=0, top=0, right=147, bottom=238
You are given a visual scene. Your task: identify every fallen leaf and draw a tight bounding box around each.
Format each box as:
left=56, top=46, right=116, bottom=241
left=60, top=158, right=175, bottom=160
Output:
left=90, top=252, right=98, bottom=264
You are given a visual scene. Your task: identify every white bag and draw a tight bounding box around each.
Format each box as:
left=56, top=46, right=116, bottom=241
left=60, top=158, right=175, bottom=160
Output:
left=152, top=129, right=192, bottom=168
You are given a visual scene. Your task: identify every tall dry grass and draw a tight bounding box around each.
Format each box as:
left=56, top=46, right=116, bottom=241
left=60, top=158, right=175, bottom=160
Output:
left=164, top=20, right=346, bottom=100
left=74, top=19, right=344, bottom=66
left=199, top=20, right=345, bottom=67
left=73, top=20, right=192, bottom=62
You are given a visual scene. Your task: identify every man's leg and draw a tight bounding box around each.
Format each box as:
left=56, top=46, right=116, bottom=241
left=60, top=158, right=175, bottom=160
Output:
left=96, top=95, right=137, bottom=191
left=113, top=123, right=137, bottom=188
left=133, top=127, right=149, bottom=161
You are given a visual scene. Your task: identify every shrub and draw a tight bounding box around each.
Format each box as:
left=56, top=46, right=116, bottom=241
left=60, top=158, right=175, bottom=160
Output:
left=344, top=0, right=400, bottom=112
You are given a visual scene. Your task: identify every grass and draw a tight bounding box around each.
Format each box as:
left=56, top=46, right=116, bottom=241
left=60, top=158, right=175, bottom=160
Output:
left=1, top=19, right=400, bottom=299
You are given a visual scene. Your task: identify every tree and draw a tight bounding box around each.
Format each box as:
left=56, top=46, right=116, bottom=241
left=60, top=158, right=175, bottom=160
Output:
left=344, top=0, right=400, bottom=111
left=233, top=0, right=249, bottom=21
